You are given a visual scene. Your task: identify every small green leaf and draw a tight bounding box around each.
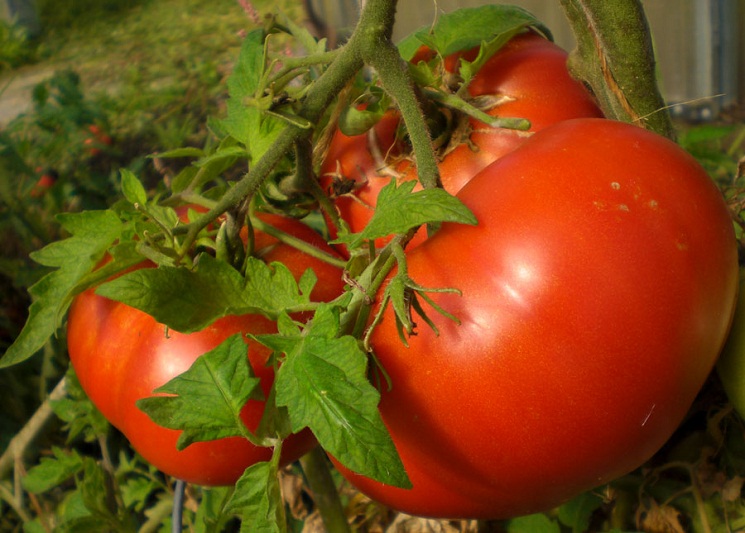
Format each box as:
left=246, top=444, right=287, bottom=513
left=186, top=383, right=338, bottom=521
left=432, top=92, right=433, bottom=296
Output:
left=22, top=447, right=84, bottom=494
left=120, top=168, right=148, bottom=206
left=137, top=335, right=263, bottom=449
left=338, top=87, right=392, bottom=136
left=194, top=145, right=248, bottom=168
left=1, top=210, right=126, bottom=368
left=557, top=491, right=604, bottom=533
left=96, top=254, right=246, bottom=332
left=398, top=4, right=551, bottom=61
left=256, top=304, right=411, bottom=488
left=225, top=450, right=285, bottom=533
left=96, top=254, right=317, bottom=333
left=151, top=146, right=205, bottom=159
left=220, top=29, right=285, bottom=162
left=334, top=179, right=476, bottom=249
left=506, top=513, right=561, bottom=533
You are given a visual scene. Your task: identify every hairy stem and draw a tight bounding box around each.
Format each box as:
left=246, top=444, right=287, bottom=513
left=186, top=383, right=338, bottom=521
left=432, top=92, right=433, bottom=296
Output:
left=559, top=0, right=675, bottom=139
left=180, top=0, right=401, bottom=254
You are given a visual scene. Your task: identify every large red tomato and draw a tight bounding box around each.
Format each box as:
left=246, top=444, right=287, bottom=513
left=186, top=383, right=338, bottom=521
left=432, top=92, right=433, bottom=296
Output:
left=320, top=32, right=602, bottom=253
left=67, top=212, right=345, bottom=486
left=335, top=119, right=739, bottom=518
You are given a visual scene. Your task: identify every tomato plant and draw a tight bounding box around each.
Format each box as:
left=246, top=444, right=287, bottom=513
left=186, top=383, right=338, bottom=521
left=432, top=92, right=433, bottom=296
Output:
left=717, top=270, right=745, bottom=418
left=320, top=31, right=602, bottom=253
left=66, top=212, right=345, bottom=486
left=335, top=118, right=739, bottom=518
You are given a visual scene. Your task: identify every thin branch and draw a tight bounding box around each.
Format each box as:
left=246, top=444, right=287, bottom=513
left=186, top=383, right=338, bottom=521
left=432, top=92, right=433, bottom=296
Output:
left=0, top=377, right=68, bottom=480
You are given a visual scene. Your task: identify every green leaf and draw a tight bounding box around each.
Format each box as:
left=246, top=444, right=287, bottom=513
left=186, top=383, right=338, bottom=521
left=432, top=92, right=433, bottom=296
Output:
left=152, top=146, right=205, bottom=159
left=0, top=210, right=125, bottom=368
left=557, top=491, right=604, bottom=533
left=220, top=29, right=285, bottom=162
left=398, top=4, right=552, bottom=61
left=120, top=168, right=148, bottom=206
left=338, top=87, right=392, bottom=136
left=77, top=457, right=124, bottom=530
left=256, top=304, right=411, bottom=488
left=334, top=179, right=477, bottom=249
left=194, top=145, right=248, bottom=168
left=225, top=452, right=285, bottom=533
left=96, top=254, right=316, bottom=333
left=22, top=447, right=84, bottom=494
left=136, top=335, right=263, bottom=449
left=506, top=513, right=561, bottom=533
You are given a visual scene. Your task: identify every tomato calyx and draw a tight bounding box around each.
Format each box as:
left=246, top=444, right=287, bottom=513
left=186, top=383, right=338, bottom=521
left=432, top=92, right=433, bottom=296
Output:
left=366, top=242, right=462, bottom=348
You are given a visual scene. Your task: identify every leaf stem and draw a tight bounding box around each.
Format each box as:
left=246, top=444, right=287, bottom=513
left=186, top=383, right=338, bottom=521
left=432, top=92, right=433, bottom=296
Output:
left=299, top=447, right=351, bottom=533
left=249, top=215, right=348, bottom=269
left=0, top=377, right=68, bottom=480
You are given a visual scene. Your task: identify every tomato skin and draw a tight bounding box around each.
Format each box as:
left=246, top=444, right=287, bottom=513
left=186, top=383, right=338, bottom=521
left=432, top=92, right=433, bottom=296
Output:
left=320, top=33, right=602, bottom=254
left=340, top=119, right=738, bottom=518
left=67, top=213, right=344, bottom=486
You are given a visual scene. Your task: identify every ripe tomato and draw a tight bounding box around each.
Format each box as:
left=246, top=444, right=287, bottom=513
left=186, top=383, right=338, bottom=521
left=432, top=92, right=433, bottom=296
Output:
left=67, top=212, right=345, bottom=486
left=30, top=170, right=57, bottom=198
left=320, top=32, right=602, bottom=254
left=84, top=124, right=113, bottom=156
left=336, top=119, right=738, bottom=518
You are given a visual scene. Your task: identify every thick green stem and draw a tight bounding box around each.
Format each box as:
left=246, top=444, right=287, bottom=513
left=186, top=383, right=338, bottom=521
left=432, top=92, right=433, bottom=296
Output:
left=299, top=447, right=351, bottom=533
left=179, top=0, right=400, bottom=255
left=366, top=41, right=441, bottom=190
left=559, top=0, right=675, bottom=139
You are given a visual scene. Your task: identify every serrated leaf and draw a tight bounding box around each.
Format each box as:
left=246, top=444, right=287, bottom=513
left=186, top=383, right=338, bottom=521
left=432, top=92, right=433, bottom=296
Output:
left=22, top=447, right=84, bottom=494
left=220, top=29, right=285, bottom=162
left=136, top=335, right=262, bottom=449
left=96, top=254, right=316, bottom=333
left=1, top=210, right=125, bottom=368
left=120, top=168, right=148, bottom=205
left=257, top=304, right=411, bottom=488
left=398, top=5, right=551, bottom=61
left=334, top=179, right=476, bottom=249
left=225, top=452, right=285, bottom=533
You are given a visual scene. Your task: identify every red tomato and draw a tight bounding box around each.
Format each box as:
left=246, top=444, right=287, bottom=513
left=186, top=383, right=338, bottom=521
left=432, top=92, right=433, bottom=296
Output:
left=30, top=172, right=57, bottom=198
left=67, top=212, right=345, bottom=486
left=335, top=119, right=739, bottom=518
left=320, top=32, right=602, bottom=254
left=84, top=124, right=113, bottom=156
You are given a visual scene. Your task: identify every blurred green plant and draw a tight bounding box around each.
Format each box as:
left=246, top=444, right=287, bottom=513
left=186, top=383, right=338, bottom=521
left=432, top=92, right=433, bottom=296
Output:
left=0, top=18, right=39, bottom=72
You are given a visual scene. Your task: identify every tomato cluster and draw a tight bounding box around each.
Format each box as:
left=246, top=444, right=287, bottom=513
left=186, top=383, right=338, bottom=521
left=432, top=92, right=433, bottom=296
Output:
left=67, top=212, right=345, bottom=486
left=320, top=32, right=602, bottom=253
left=322, top=32, right=739, bottom=518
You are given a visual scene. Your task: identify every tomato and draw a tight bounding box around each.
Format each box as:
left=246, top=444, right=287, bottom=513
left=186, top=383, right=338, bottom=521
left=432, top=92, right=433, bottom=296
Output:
left=320, top=32, right=602, bottom=254
left=335, top=119, right=738, bottom=518
left=716, top=270, right=745, bottom=418
left=30, top=170, right=57, bottom=198
left=67, top=212, right=345, bottom=486
left=84, top=124, right=113, bottom=156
